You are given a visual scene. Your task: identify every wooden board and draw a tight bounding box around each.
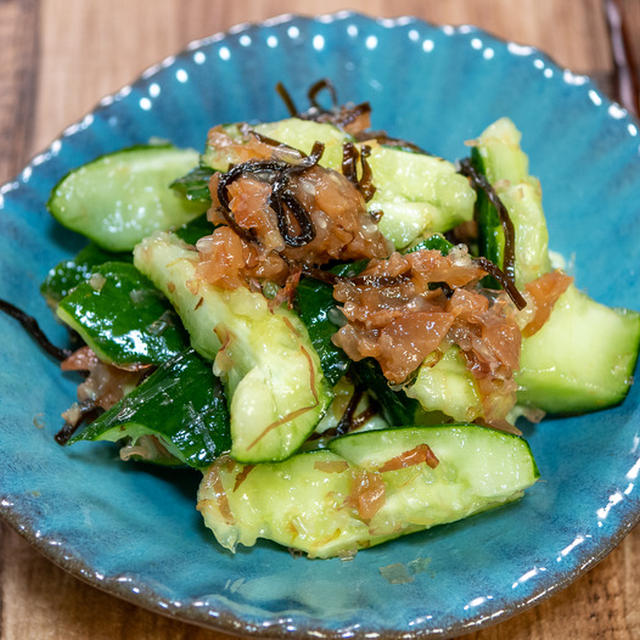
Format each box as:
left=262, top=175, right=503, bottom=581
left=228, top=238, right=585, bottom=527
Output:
left=0, top=1, right=638, bottom=638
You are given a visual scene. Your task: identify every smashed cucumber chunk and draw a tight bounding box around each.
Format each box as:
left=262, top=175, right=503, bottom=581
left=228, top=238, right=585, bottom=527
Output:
left=48, top=145, right=206, bottom=252
left=473, top=118, right=640, bottom=412
left=198, top=424, right=538, bottom=558
left=69, top=349, right=230, bottom=468
left=365, top=142, right=476, bottom=249
left=56, top=261, right=185, bottom=366
left=405, top=347, right=483, bottom=423
left=517, top=285, right=640, bottom=413
left=40, top=242, right=132, bottom=307
left=199, top=118, right=475, bottom=248
left=133, top=232, right=331, bottom=463
left=471, top=118, right=551, bottom=287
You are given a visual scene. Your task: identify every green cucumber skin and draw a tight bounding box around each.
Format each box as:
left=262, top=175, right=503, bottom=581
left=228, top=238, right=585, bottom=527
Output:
left=471, top=145, right=502, bottom=288
left=294, top=260, right=367, bottom=387
left=70, top=348, right=231, bottom=468
left=350, top=358, right=420, bottom=426
left=294, top=277, right=351, bottom=387
left=198, top=424, right=538, bottom=558
left=48, top=145, right=205, bottom=252
left=56, top=261, right=186, bottom=366
left=134, top=232, right=331, bottom=464
left=40, top=242, right=132, bottom=306
left=170, top=165, right=215, bottom=203
left=173, top=213, right=215, bottom=246
left=405, top=233, right=454, bottom=255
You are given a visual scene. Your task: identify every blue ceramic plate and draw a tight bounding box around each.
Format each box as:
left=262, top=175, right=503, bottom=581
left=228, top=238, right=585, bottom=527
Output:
left=1, top=12, right=639, bottom=639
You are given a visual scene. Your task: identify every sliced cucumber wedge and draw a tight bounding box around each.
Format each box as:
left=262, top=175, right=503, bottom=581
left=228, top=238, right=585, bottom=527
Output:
left=405, top=347, right=483, bottom=422
left=200, top=118, right=475, bottom=247
left=69, top=348, right=230, bottom=468
left=40, top=242, right=132, bottom=307
left=471, top=118, right=551, bottom=287
left=48, top=145, right=205, bottom=252
left=472, top=118, right=640, bottom=413
left=134, top=232, right=331, bottom=463
left=517, top=285, right=640, bottom=413
left=56, top=261, right=185, bottom=366
left=198, top=424, right=538, bottom=558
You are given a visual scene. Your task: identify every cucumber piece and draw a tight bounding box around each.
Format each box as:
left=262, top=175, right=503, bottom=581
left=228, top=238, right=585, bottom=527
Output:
left=200, top=118, right=475, bottom=247
left=350, top=358, right=420, bottom=426
left=170, top=166, right=214, bottom=203
left=405, top=347, right=483, bottom=422
left=134, top=232, right=331, bottom=463
left=472, top=118, right=529, bottom=186
left=329, top=424, right=538, bottom=480
left=294, top=276, right=351, bottom=386
left=69, top=349, right=230, bottom=468
left=40, top=242, right=132, bottom=306
left=254, top=119, right=351, bottom=170
left=517, top=285, right=640, bottom=413
left=48, top=145, right=205, bottom=252
left=365, top=142, right=476, bottom=248
left=198, top=424, right=538, bottom=558
left=471, top=119, right=640, bottom=412
left=471, top=118, right=551, bottom=286
left=374, top=201, right=445, bottom=249
left=56, top=261, right=185, bottom=366
left=198, top=450, right=359, bottom=557
left=405, top=232, right=454, bottom=255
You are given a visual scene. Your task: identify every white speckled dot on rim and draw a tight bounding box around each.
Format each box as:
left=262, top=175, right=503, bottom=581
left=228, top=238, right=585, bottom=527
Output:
left=0, top=12, right=639, bottom=639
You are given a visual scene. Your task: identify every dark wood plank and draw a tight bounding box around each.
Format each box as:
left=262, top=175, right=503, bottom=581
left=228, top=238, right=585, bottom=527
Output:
left=621, top=0, right=640, bottom=82
left=30, top=0, right=615, bottom=156
left=0, top=0, right=40, bottom=181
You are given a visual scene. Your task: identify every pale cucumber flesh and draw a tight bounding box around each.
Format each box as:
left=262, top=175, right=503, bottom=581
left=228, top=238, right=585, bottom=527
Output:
left=198, top=424, right=538, bottom=558
left=48, top=146, right=204, bottom=252
left=133, top=232, right=331, bottom=463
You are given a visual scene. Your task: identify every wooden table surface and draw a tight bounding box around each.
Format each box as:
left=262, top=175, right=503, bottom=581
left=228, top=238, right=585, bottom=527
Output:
left=1, top=1, right=639, bottom=638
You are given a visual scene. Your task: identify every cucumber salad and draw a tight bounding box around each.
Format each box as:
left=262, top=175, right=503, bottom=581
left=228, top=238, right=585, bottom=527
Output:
left=17, top=82, right=640, bottom=558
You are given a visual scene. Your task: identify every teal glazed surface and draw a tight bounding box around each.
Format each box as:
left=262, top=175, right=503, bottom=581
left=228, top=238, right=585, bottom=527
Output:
left=1, top=12, right=640, bottom=638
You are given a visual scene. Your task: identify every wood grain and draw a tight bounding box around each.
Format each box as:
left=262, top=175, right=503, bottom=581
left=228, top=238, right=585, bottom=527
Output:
left=1, top=1, right=639, bottom=639
left=0, top=0, right=39, bottom=180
